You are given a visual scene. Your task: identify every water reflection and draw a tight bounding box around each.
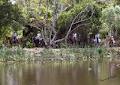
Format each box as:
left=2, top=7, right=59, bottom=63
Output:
left=0, top=61, right=119, bottom=85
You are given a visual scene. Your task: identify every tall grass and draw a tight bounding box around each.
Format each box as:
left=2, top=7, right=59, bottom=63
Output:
left=0, top=47, right=32, bottom=62
left=39, top=47, right=109, bottom=62
left=0, top=47, right=118, bottom=62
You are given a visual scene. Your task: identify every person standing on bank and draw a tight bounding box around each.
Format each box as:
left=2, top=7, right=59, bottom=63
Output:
left=95, top=33, right=101, bottom=47
left=72, top=33, right=78, bottom=45
left=12, top=32, right=18, bottom=45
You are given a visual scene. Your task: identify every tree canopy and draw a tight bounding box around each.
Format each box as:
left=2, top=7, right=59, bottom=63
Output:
left=0, top=0, right=120, bottom=47
left=102, top=5, right=120, bottom=36
left=0, top=0, right=25, bottom=39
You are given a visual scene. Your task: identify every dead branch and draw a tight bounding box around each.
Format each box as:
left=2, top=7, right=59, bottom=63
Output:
left=70, top=23, right=91, bottom=33
left=49, top=5, right=95, bottom=45
left=65, top=6, right=90, bottom=40
left=65, top=5, right=94, bottom=40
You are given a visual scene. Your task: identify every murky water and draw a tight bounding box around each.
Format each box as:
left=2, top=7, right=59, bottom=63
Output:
left=0, top=60, right=120, bottom=85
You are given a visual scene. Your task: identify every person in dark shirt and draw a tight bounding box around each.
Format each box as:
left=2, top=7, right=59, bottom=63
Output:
left=12, top=32, right=18, bottom=44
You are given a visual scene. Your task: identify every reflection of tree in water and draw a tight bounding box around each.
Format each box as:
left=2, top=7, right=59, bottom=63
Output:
left=0, top=62, right=119, bottom=85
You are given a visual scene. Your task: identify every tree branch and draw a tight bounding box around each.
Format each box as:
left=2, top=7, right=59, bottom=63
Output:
left=48, top=5, right=95, bottom=46
left=65, top=5, right=94, bottom=40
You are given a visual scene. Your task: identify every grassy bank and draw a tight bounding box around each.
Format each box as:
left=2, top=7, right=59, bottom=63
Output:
left=0, top=47, right=119, bottom=62
left=0, top=47, right=32, bottom=62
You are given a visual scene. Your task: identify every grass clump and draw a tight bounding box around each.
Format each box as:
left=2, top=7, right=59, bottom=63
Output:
left=0, top=47, right=31, bottom=62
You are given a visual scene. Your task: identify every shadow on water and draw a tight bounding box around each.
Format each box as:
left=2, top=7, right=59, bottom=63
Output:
left=0, top=60, right=120, bottom=85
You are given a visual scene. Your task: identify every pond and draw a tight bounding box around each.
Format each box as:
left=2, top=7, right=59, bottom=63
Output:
left=0, top=60, right=120, bottom=85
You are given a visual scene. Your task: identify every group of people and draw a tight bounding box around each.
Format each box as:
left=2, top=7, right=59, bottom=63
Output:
left=11, top=32, right=44, bottom=47
left=92, top=33, right=116, bottom=47
left=105, top=35, right=116, bottom=47
left=10, top=31, right=116, bottom=47
left=71, top=32, right=116, bottom=47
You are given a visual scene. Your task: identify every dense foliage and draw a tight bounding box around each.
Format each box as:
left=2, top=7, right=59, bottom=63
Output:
left=102, top=5, right=120, bottom=36
left=57, top=3, right=102, bottom=37
left=0, top=0, right=25, bottom=41
left=0, top=0, right=120, bottom=47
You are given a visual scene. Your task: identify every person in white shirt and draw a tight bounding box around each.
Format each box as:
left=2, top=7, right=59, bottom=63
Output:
left=35, top=33, right=42, bottom=41
left=94, top=33, right=101, bottom=46
left=72, top=33, right=77, bottom=45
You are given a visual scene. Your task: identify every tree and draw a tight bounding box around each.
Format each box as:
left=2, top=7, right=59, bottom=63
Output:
left=55, top=2, right=102, bottom=45
left=0, top=0, right=25, bottom=40
left=102, top=5, right=120, bottom=36
left=114, top=0, right=120, bottom=5
left=8, top=0, right=102, bottom=47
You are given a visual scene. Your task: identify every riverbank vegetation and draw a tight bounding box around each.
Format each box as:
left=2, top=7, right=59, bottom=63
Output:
left=1, top=0, right=120, bottom=62
left=0, top=0, right=120, bottom=47
left=0, top=47, right=119, bottom=62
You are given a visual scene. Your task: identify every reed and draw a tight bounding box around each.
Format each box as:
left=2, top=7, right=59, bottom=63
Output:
left=0, top=47, right=118, bottom=62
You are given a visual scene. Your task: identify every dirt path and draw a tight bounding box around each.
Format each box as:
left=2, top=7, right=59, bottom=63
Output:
left=23, top=47, right=120, bottom=54
left=23, top=48, right=44, bottom=53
